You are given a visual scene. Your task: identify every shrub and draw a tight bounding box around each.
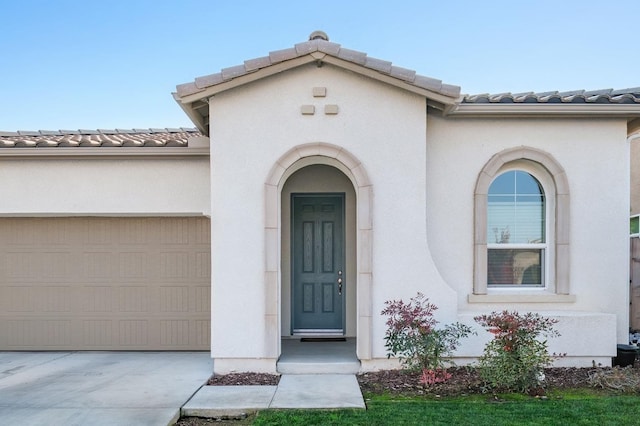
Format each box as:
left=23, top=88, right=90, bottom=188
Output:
left=474, top=310, right=560, bottom=393
left=382, top=293, right=473, bottom=385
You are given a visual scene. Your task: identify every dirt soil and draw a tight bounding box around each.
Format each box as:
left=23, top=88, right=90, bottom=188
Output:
left=357, top=367, right=596, bottom=397
left=176, top=367, right=636, bottom=425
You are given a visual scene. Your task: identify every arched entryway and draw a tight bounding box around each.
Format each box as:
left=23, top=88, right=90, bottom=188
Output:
left=264, top=143, right=373, bottom=361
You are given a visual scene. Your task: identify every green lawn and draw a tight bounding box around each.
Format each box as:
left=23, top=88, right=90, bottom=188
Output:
left=251, top=393, right=640, bottom=425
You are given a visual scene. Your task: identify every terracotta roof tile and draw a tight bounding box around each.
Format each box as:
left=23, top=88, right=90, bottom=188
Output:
left=463, top=89, right=640, bottom=104
left=221, top=64, right=248, bottom=81
left=364, top=57, right=392, bottom=74
left=336, top=47, right=367, bottom=65
left=316, top=40, right=341, bottom=56
left=175, top=32, right=462, bottom=103
left=176, top=81, right=202, bottom=97
left=294, top=40, right=319, bottom=55
left=389, top=66, right=416, bottom=82
left=0, top=128, right=200, bottom=148
left=194, top=72, right=224, bottom=89
left=268, top=47, right=298, bottom=64
left=440, top=83, right=462, bottom=98
left=413, top=75, right=442, bottom=92
left=244, top=56, right=272, bottom=72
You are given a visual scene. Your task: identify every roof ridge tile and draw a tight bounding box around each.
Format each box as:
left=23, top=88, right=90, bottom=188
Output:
left=389, top=65, right=416, bottom=82
left=194, top=73, right=224, bottom=90
left=268, top=47, right=299, bottom=64
left=336, top=47, right=367, bottom=65
left=364, top=56, right=392, bottom=74
left=413, top=75, right=442, bottom=92
left=294, top=40, right=320, bottom=55
left=316, top=40, right=341, bottom=55
left=221, top=64, right=248, bottom=81
left=244, top=56, right=272, bottom=72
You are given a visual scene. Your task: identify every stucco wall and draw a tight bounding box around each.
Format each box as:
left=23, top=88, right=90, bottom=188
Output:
left=426, top=115, right=630, bottom=350
left=208, top=63, right=457, bottom=368
left=202, top=59, right=631, bottom=370
left=0, top=158, right=211, bottom=216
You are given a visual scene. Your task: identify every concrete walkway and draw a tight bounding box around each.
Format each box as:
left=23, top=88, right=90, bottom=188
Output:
left=182, top=374, right=366, bottom=417
left=180, top=338, right=366, bottom=417
left=0, top=351, right=212, bottom=426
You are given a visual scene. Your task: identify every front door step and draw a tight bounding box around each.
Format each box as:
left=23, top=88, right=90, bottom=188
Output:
left=278, top=338, right=359, bottom=374
left=276, top=359, right=361, bottom=374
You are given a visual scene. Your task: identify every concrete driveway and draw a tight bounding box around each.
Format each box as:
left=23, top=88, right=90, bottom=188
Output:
left=0, top=351, right=212, bottom=426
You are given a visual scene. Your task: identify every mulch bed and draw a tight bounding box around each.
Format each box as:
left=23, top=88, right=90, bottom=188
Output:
left=206, top=372, right=280, bottom=386
left=357, top=367, right=597, bottom=397
left=204, top=367, right=613, bottom=396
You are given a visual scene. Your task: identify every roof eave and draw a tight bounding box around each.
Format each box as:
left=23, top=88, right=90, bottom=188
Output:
left=177, top=55, right=319, bottom=105
left=0, top=147, right=209, bottom=159
left=447, top=103, right=640, bottom=118
left=319, top=56, right=459, bottom=107
left=172, top=92, right=208, bottom=135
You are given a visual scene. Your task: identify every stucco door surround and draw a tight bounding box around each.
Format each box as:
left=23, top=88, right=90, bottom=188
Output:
left=264, top=143, right=373, bottom=360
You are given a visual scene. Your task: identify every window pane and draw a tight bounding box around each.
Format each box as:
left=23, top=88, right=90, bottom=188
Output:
left=632, top=216, right=639, bottom=235
left=488, top=248, right=543, bottom=286
left=515, top=171, right=543, bottom=194
left=488, top=171, right=545, bottom=244
left=488, top=172, right=515, bottom=195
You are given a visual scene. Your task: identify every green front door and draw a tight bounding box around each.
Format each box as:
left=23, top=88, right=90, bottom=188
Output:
left=292, top=194, right=345, bottom=334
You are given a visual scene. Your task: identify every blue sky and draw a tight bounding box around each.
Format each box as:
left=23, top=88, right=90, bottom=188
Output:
left=2, top=0, right=639, bottom=131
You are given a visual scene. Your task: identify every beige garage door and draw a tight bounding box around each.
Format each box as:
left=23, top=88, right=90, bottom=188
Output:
left=0, top=217, right=211, bottom=350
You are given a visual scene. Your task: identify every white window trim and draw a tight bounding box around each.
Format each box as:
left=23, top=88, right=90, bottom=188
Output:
left=471, top=146, right=573, bottom=302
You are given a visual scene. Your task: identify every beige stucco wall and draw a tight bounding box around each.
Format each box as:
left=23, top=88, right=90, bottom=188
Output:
left=208, top=63, right=457, bottom=371
left=0, top=158, right=211, bottom=216
left=426, top=116, right=630, bottom=356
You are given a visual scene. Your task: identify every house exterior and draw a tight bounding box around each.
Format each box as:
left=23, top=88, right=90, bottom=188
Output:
left=2, top=32, right=639, bottom=373
left=628, top=125, right=640, bottom=330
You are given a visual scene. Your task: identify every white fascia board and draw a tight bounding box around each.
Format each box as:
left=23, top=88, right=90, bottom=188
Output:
left=0, top=147, right=210, bottom=159
left=447, top=103, right=640, bottom=118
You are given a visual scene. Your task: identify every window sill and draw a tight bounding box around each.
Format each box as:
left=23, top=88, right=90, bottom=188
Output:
left=468, top=293, right=576, bottom=303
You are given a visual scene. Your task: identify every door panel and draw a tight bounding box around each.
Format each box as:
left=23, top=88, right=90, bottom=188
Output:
left=292, top=194, right=344, bottom=333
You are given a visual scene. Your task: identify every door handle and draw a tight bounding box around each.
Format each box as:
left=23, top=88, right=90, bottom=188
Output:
left=337, top=270, right=343, bottom=295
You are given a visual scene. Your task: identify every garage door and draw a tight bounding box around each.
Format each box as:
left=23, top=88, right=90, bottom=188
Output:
left=0, top=217, right=211, bottom=350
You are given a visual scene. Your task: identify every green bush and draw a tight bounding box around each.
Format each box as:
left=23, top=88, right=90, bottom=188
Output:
left=382, top=293, right=473, bottom=385
left=475, top=310, right=560, bottom=393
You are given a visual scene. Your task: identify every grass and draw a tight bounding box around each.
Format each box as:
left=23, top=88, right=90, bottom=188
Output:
left=250, top=393, right=640, bottom=425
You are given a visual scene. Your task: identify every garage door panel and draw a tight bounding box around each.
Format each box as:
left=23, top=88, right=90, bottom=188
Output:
left=0, top=217, right=211, bottom=350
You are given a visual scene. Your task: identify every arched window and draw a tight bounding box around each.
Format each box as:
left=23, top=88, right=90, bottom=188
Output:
left=473, top=147, right=571, bottom=299
left=487, top=171, right=545, bottom=287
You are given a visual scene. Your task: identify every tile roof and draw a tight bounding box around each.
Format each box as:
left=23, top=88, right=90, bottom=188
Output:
left=175, top=31, right=462, bottom=101
left=174, top=31, right=640, bottom=133
left=0, top=128, right=200, bottom=148
left=463, top=88, right=640, bottom=104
